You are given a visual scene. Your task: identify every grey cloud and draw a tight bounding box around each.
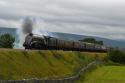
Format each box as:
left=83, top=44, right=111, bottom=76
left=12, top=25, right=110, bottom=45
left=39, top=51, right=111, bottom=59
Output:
left=0, top=0, right=125, bottom=40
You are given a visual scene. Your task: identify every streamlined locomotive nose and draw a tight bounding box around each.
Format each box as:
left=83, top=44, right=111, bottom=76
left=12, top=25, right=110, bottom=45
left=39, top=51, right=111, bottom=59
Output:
left=23, top=33, right=33, bottom=48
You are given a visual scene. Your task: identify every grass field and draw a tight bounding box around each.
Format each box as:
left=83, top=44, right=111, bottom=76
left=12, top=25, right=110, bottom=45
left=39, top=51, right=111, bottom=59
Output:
left=78, top=66, right=125, bottom=83
left=0, top=49, right=107, bottom=80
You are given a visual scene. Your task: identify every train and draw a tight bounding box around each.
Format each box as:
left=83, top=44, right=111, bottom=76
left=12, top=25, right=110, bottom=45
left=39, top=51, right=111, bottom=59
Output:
left=23, top=33, right=107, bottom=52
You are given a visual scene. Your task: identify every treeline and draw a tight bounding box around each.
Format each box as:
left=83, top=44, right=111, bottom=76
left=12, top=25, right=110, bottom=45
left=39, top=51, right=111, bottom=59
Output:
left=79, top=38, right=103, bottom=45
left=0, top=33, right=15, bottom=48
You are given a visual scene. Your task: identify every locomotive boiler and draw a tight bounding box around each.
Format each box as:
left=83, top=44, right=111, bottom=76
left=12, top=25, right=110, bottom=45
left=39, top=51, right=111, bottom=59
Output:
left=23, top=33, right=107, bottom=52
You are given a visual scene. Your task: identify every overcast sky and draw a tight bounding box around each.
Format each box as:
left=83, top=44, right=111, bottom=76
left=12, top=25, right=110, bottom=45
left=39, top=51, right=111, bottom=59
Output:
left=0, top=0, right=125, bottom=40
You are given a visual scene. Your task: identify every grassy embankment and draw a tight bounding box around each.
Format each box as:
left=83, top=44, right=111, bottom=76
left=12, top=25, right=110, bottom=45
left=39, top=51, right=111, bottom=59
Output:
left=0, top=49, right=106, bottom=80
left=78, top=66, right=125, bottom=83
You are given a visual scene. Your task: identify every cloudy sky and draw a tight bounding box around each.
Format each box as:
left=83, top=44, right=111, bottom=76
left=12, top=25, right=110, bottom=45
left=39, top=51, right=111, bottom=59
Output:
left=0, top=0, right=125, bottom=40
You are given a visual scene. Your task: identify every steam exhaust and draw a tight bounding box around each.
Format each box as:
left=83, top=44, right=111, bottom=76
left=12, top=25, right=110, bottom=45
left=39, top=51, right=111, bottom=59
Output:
left=22, top=17, right=34, bottom=34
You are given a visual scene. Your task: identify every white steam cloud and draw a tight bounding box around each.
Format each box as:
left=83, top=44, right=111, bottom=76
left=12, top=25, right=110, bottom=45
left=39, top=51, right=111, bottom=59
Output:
left=16, top=17, right=34, bottom=48
left=33, top=19, right=55, bottom=37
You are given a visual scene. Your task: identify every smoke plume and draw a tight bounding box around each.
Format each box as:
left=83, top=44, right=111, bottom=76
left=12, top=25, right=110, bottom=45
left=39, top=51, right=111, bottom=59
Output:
left=22, top=17, right=34, bottom=34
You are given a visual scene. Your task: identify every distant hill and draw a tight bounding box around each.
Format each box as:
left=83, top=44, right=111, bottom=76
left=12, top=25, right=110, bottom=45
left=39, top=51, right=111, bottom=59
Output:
left=0, top=27, right=18, bottom=47
left=52, top=32, right=125, bottom=48
left=0, top=27, right=125, bottom=48
left=0, top=27, right=17, bottom=37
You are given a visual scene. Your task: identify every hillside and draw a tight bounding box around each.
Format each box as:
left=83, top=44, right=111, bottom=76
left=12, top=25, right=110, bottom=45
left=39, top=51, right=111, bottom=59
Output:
left=0, top=27, right=17, bottom=38
left=0, top=49, right=106, bottom=80
left=52, top=32, right=125, bottom=48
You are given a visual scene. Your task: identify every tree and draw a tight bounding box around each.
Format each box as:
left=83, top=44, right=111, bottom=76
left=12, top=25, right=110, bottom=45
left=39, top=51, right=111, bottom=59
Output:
left=79, top=38, right=103, bottom=45
left=97, top=41, right=103, bottom=45
left=0, top=33, right=15, bottom=48
left=79, top=38, right=96, bottom=43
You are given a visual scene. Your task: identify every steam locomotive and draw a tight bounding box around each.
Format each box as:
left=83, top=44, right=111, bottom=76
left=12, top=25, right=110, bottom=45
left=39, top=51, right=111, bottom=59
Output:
left=23, top=33, right=107, bottom=52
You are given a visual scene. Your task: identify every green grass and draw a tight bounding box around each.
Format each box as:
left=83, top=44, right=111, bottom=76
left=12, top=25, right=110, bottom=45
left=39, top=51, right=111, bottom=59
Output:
left=78, top=66, right=125, bottom=83
left=0, top=49, right=106, bottom=80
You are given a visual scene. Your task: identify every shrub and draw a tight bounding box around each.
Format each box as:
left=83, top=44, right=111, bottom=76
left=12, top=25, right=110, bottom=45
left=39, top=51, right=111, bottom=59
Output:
left=108, top=49, right=125, bottom=64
